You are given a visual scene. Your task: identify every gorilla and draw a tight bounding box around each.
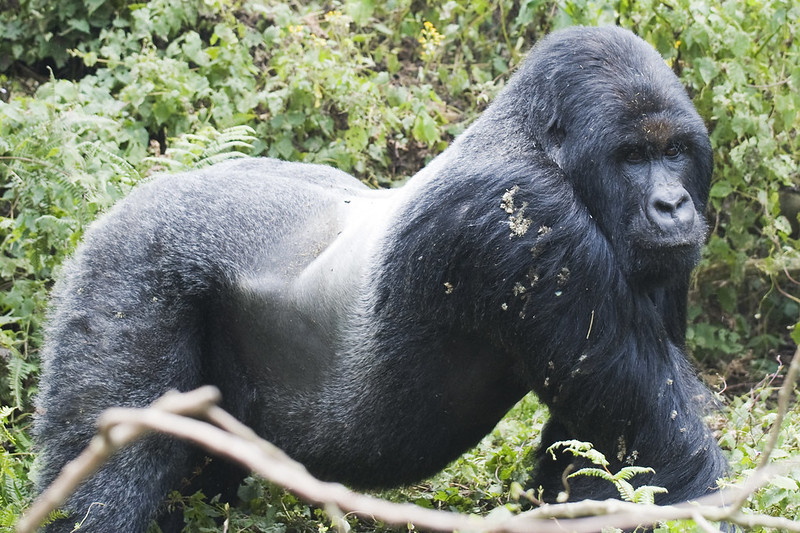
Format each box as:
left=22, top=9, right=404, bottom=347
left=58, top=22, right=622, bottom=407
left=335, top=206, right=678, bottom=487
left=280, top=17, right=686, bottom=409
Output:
left=35, top=26, right=728, bottom=532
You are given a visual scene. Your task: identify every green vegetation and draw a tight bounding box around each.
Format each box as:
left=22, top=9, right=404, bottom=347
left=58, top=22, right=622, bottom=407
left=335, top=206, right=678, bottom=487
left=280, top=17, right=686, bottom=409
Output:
left=1, top=0, right=798, bottom=531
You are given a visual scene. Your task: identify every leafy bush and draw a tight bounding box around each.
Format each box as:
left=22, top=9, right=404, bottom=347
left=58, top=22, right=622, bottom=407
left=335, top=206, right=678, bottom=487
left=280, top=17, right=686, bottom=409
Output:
left=1, top=0, right=798, bottom=530
left=0, top=80, right=143, bottom=409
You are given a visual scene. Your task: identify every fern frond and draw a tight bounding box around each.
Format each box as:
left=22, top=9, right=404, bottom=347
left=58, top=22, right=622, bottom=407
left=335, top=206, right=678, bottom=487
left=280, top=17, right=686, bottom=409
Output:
left=54, top=173, right=91, bottom=202
left=150, top=125, right=257, bottom=172
left=195, top=151, right=249, bottom=168
left=203, top=139, right=255, bottom=155
left=631, top=485, right=669, bottom=505
left=213, top=125, right=257, bottom=144
left=8, top=356, right=37, bottom=410
left=547, top=440, right=609, bottom=466
left=568, top=467, right=615, bottom=482
left=613, top=466, right=656, bottom=481
left=78, top=142, right=140, bottom=185
left=615, top=479, right=636, bottom=502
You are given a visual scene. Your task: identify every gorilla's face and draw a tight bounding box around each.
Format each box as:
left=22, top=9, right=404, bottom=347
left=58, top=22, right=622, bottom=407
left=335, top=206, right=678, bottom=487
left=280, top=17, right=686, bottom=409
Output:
left=561, top=103, right=712, bottom=288
left=517, top=27, right=713, bottom=288
left=613, top=128, right=710, bottom=286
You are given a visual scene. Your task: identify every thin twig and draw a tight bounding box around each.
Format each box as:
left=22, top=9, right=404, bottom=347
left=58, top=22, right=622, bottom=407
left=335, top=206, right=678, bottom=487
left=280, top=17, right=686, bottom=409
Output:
left=16, top=387, right=800, bottom=533
left=758, top=344, right=800, bottom=469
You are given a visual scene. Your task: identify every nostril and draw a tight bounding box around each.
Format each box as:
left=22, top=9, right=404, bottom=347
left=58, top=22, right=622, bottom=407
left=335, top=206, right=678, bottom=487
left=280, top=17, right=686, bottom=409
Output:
left=675, top=194, right=688, bottom=210
left=652, top=191, right=689, bottom=215
left=647, top=188, right=694, bottom=230
left=654, top=198, right=676, bottom=215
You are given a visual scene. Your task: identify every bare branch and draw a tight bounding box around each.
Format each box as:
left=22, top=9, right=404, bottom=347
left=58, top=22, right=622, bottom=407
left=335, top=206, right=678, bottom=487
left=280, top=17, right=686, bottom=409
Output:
left=15, top=387, right=222, bottom=533
left=17, top=386, right=800, bottom=533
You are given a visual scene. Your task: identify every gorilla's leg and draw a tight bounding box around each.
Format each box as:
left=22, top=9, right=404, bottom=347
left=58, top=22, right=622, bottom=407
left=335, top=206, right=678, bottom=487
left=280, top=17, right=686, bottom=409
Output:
left=42, top=437, right=195, bottom=532
left=530, top=419, right=581, bottom=501
left=35, top=237, right=210, bottom=530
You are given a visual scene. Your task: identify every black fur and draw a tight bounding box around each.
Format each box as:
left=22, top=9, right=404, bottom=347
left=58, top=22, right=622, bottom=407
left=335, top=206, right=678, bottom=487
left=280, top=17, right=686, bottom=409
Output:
left=35, top=26, right=727, bottom=532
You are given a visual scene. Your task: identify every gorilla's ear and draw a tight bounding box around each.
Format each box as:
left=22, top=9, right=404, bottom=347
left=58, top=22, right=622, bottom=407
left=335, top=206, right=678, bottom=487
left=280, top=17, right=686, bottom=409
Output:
left=520, top=84, right=564, bottom=166
left=544, top=118, right=566, bottom=168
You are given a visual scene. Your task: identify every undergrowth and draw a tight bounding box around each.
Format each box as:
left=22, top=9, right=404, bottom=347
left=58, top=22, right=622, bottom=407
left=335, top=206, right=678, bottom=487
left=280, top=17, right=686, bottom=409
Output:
left=0, top=0, right=798, bottom=531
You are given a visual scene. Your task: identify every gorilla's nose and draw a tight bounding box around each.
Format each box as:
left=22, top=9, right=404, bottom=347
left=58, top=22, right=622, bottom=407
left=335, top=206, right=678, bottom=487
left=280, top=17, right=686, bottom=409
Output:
left=647, top=187, right=695, bottom=233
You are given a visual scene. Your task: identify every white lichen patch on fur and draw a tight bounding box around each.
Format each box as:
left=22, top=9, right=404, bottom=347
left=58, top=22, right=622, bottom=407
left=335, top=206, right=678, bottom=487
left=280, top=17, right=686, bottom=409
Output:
left=526, top=267, right=540, bottom=286
left=512, top=282, right=527, bottom=297
left=617, top=436, right=627, bottom=462
left=500, top=185, right=533, bottom=237
left=515, top=284, right=534, bottom=319
left=500, top=185, right=519, bottom=213
left=509, top=210, right=532, bottom=237
left=626, top=450, right=639, bottom=465
left=557, top=266, right=571, bottom=286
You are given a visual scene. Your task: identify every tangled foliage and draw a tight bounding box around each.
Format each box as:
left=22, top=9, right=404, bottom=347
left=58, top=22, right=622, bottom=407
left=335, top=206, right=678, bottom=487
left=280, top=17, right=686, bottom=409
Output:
left=0, top=0, right=798, bottom=530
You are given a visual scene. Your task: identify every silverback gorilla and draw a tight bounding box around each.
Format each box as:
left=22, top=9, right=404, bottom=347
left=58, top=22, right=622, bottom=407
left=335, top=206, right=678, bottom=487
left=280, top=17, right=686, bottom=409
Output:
left=35, top=26, right=728, bottom=531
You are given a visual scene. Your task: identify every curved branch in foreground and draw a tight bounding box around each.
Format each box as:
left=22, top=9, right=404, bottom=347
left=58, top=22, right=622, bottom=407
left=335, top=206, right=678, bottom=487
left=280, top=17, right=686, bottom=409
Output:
left=18, top=377, right=800, bottom=533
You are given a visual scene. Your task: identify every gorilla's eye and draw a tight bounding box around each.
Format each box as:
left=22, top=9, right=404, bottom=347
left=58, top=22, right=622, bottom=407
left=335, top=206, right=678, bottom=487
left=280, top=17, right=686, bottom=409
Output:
left=664, top=144, right=682, bottom=158
left=624, top=148, right=646, bottom=164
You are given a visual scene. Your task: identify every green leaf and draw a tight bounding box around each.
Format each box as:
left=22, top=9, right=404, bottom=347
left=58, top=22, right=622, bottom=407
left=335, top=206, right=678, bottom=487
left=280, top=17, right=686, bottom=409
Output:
left=345, top=0, right=375, bottom=26
left=345, top=126, right=369, bottom=152
left=181, top=32, right=210, bottom=67
left=791, top=322, right=800, bottom=345
left=728, top=30, right=750, bottom=57
left=412, top=111, right=439, bottom=145
left=770, top=476, right=799, bottom=491
left=709, top=181, right=733, bottom=198
left=775, top=216, right=793, bottom=235
left=85, top=0, right=106, bottom=15
left=694, top=57, right=720, bottom=84
left=273, top=136, right=295, bottom=160
left=66, top=17, right=90, bottom=34
left=152, top=100, right=176, bottom=127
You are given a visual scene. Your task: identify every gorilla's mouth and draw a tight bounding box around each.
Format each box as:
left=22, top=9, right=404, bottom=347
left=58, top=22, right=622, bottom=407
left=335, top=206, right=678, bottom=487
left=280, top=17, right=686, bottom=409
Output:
left=628, top=242, right=702, bottom=285
left=628, top=211, right=708, bottom=252
left=634, top=235, right=702, bottom=251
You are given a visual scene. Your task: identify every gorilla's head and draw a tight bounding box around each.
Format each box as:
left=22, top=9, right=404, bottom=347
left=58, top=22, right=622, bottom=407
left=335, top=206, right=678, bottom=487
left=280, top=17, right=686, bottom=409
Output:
left=497, top=26, right=712, bottom=287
